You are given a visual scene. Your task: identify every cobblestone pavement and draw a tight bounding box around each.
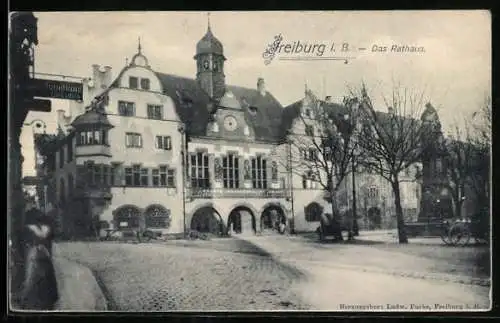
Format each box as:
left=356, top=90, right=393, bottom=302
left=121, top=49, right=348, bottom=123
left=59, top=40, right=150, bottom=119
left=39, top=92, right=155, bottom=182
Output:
left=281, top=233, right=490, bottom=284
left=237, top=235, right=491, bottom=311
left=55, top=240, right=311, bottom=311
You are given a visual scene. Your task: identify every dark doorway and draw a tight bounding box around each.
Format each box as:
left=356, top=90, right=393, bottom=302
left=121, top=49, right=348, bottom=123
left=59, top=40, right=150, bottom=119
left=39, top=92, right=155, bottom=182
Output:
left=260, top=205, right=286, bottom=233
left=191, top=207, right=223, bottom=235
left=367, top=207, right=382, bottom=230
left=228, top=207, right=256, bottom=235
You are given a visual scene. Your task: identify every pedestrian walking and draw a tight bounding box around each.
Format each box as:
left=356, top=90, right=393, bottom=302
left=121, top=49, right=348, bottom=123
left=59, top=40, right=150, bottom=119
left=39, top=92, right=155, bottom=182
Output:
left=19, top=207, right=59, bottom=310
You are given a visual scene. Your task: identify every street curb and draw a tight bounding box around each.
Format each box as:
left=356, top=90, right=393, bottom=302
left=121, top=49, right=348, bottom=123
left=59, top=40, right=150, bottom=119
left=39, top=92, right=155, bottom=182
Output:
left=52, top=248, right=108, bottom=311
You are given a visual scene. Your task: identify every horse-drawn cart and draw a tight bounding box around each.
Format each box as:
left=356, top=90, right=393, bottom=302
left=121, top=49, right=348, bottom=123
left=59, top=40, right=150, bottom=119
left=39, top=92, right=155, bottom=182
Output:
left=317, top=213, right=344, bottom=242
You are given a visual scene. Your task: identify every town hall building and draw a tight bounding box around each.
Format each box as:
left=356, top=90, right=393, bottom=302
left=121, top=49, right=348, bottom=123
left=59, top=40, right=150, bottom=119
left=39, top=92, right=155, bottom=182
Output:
left=31, top=19, right=444, bottom=239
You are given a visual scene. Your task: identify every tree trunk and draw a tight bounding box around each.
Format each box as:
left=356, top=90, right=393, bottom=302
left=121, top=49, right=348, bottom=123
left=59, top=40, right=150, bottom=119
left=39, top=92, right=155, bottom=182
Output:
left=392, top=178, right=408, bottom=244
left=327, top=189, right=343, bottom=241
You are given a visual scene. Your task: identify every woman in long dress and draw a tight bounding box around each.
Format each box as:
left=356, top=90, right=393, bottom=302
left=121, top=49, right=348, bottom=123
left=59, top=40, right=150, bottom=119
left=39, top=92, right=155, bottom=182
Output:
left=20, top=208, right=59, bottom=310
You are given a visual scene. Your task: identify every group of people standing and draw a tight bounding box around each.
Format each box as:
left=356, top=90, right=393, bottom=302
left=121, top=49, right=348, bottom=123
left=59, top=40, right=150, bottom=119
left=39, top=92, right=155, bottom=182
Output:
left=12, top=206, right=59, bottom=310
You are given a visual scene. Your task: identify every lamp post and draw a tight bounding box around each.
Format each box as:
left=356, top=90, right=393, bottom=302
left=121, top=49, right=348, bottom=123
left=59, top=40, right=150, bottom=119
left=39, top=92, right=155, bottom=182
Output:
left=178, top=123, right=187, bottom=238
left=287, top=138, right=295, bottom=234
left=342, top=110, right=360, bottom=237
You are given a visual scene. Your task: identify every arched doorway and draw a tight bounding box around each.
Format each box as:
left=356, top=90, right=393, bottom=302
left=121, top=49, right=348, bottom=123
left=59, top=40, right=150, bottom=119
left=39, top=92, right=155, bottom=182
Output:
left=191, top=207, right=223, bottom=235
left=228, top=206, right=256, bottom=235
left=367, top=207, right=382, bottom=230
left=261, top=205, right=286, bottom=233
left=113, top=205, right=142, bottom=230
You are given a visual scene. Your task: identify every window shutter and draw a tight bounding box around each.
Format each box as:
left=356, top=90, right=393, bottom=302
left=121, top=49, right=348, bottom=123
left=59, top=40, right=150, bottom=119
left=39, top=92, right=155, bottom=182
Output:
left=125, top=134, right=130, bottom=147
left=155, top=136, right=160, bottom=149
left=166, top=136, right=171, bottom=150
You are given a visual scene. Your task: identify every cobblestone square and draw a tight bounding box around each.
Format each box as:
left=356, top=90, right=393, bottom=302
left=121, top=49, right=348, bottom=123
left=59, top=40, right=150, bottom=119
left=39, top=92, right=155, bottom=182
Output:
left=54, top=234, right=491, bottom=312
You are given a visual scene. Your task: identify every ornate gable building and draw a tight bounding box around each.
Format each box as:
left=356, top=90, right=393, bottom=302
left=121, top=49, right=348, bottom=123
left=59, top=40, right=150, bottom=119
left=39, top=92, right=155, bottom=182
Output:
left=33, top=20, right=442, bottom=238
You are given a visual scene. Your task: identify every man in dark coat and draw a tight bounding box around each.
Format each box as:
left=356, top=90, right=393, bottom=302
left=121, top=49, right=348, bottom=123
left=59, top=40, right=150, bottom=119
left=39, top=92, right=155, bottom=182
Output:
left=19, top=207, right=59, bottom=310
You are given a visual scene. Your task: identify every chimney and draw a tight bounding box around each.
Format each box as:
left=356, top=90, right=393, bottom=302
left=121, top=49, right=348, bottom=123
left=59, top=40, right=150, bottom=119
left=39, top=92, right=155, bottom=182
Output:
left=257, top=78, right=266, bottom=96
left=92, top=64, right=102, bottom=89
left=325, top=96, right=332, bottom=103
left=102, top=66, right=113, bottom=88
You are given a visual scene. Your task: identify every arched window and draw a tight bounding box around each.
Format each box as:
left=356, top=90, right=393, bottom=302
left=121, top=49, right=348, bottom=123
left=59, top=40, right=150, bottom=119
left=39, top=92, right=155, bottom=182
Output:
left=305, top=202, right=323, bottom=222
left=145, top=205, right=171, bottom=229
left=302, top=171, right=318, bottom=189
left=114, top=205, right=141, bottom=229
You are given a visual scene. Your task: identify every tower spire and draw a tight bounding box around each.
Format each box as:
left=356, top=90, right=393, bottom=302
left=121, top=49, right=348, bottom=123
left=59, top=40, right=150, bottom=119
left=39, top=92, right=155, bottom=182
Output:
left=207, top=12, right=211, bottom=32
left=138, top=36, right=142, bottom=54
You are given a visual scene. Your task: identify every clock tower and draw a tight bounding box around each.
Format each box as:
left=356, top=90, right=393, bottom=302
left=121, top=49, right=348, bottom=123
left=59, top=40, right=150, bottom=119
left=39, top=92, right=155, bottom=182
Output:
left=194, top=14, right=226, bottom=99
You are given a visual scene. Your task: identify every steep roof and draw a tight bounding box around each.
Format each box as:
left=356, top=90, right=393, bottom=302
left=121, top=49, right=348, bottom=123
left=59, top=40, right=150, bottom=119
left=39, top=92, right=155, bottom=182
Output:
left=196, top=26, right=224, bottom=58
left=71, top=108, right=114, bottom=128
left=155, top=72, right=284, bottom=142
left=281, top=99, right=350, bottom=137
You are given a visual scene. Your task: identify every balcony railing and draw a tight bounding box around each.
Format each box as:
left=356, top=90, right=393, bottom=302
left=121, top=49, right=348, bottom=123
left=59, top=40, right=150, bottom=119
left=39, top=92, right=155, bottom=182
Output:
left=187, top=188, right=289, bottom=199
left=74, top=184, right=112, bottom=199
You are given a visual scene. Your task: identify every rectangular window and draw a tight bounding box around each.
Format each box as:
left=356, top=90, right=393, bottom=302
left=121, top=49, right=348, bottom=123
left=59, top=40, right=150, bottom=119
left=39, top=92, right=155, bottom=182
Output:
left=152, top=169, right=160, bottom=187
left=110, top=164, right=117, bottom=186
left=93, top=131, right=101, bottom=145
left=125, top=133, right=142, bottom=148
left=118, top=101, right=136, bottom=117
left=308, top=148, right=317, bottom=161
left=251, top=156, right=267, bottom=189
left=92, top=164, right=103, bottom=186
left=129, top=77, right=138, bottom=89
left=125, top=167, right=133, bottom=186
left=305, top=125, right=314, bottom=136
left=159, top=166, right=167, bottom=186
left=223, top=154, right=239, bottom=189
left=190, top=153, right=210, bottom=188
left=167, top=169, right=175, bottom=188
left=67, top=139, right=73, bottom=162
left=147, top=104, right=163, bottom=120
left=155, top=135, right=171, bottom=150
left=59, top=148, right=64, bottom=169
left=140, top=168, right=149, bottom=186
left=141, top=78, right=150, bottom=90
left=133, top=165, right=141, bottom=186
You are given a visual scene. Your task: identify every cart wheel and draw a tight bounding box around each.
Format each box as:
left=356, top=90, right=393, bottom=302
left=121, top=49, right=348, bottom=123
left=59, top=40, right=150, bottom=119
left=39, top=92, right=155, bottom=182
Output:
left=449, top=223, right=471, bottom=246
left=440, top=228, right=453, bottom=245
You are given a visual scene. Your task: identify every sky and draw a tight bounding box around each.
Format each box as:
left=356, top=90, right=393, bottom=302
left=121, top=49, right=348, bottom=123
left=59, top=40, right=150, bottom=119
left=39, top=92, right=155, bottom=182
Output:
left=20, top=10, right=491, bottom=177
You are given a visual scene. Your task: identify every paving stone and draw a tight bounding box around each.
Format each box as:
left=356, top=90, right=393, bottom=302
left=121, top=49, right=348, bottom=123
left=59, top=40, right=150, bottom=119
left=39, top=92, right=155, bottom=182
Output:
left=56, top=241, right=310, bottom=311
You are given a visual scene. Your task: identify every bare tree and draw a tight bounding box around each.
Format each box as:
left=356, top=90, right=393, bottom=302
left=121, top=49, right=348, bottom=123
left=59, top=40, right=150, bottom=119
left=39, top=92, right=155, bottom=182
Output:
left=285, top=90, right=360, bottom=240
left=470, top=96, right=491, bottom=214
left=471, top=95, right=492, bottom=148
left=347, top=83, right=433, bottom=243
left=445, top=121, right=476, bottom=220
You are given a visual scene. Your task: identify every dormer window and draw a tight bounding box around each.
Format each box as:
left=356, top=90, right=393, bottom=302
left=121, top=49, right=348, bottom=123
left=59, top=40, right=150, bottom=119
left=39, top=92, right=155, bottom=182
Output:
left=305, top=109, right=311, bottom=117
left=129, top=77, right=138, bottom=89
left=140, top=78, right=150, bottom=90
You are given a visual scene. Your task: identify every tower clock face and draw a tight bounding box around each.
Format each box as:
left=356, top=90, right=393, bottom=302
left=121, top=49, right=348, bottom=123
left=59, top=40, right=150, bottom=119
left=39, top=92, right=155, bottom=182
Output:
left=203, top=60, right=210, bottom=70
left=224, top=116, right=238, bottom=131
